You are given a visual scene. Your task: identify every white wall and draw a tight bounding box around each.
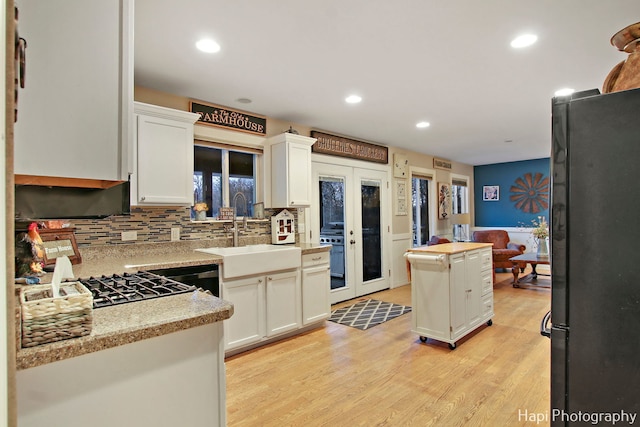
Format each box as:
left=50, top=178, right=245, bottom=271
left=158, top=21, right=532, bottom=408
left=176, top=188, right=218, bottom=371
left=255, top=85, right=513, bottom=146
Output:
left=391, top=233, right=411, bottom=287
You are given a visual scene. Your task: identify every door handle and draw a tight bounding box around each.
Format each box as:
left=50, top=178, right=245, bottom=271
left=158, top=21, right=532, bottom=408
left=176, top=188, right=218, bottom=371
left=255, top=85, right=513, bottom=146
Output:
left=350, top=239, right=356, bottom=245
left=540, top=310, right=551, bottom=338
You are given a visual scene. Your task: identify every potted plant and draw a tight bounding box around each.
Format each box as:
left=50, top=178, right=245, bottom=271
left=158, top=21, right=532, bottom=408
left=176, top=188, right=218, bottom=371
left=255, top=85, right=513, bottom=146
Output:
left=193, top=202, right=208, bottom=221
left=531, top=216, right=549, bottom=257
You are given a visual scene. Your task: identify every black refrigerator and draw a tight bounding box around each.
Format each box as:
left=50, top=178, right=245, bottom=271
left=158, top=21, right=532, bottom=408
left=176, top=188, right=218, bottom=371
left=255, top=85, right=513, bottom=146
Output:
left=547, top=87, right=640, bottom=426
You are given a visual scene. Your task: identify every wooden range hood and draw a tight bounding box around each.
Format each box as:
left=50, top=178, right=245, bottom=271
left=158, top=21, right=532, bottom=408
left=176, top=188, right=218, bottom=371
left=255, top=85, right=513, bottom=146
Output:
left=14, top=174, right=126, bottom=189
left=14, top=175, right=130, bottom=219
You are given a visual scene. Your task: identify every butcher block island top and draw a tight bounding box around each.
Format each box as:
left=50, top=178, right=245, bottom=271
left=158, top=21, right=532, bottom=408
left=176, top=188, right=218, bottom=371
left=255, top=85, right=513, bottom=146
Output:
left=407, top=242, right=493, bottom=254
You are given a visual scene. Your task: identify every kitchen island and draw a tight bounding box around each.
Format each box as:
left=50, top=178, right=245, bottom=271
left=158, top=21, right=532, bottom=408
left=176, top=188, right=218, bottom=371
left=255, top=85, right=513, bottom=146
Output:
left=405, top=242, right=494, bottom=349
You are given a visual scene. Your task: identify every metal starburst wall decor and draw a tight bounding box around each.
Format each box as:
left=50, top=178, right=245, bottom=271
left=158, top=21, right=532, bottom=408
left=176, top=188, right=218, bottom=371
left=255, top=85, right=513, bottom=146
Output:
left=509, top=172, right=549, bottom=213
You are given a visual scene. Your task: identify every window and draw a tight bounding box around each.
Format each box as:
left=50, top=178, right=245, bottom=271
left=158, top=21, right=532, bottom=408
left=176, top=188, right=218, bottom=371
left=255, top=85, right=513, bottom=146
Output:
left=193, top=145, right=256, bottom=219
left=451, top=176, right=470, bottom=240
left=411, top=176, right=431, bottom=247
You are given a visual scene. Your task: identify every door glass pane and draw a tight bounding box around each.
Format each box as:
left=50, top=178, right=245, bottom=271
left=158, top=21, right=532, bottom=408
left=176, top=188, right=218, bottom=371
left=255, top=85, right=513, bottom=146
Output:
left=412, top=177, right=430, bottom=247
left=319, top=178, right=346, bottom=290
left=361, top=180, right=382, bottom=282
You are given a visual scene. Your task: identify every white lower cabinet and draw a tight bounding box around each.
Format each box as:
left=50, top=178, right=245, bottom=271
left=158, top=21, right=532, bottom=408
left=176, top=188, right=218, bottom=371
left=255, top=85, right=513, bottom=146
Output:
left=406, top=244, right=494, bottom=349
left=301, top=252, right=331, bottom=325
left=17, top=323, right=226, bottom=427
left=221, top=249, right=331, bottom=354
left=266, top=270, right=302, bottom=336
left=221, top=274, right=265, bottom=350
left=222, top=269, right=301, bottom=351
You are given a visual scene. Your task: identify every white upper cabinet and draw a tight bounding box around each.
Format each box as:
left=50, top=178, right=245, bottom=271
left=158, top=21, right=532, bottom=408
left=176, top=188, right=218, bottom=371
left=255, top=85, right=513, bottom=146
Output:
left=14, top=0, right=133, bottom=182
left=263, top=133, right=316, bottom=208
left=131, top=102, right=199, bottom=206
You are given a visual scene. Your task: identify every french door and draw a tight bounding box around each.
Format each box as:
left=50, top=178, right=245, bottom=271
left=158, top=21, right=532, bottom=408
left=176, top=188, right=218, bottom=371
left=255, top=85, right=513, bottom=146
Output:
left=312, top=162, right=389, bottom=304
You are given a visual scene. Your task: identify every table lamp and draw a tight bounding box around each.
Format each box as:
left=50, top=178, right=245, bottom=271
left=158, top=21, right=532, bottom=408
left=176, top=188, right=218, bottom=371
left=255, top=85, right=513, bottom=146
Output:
left=451, top=213, right=471, bottom=241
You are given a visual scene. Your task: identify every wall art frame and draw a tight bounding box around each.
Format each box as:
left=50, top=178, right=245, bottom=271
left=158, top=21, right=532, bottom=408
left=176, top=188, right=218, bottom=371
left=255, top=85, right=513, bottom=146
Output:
left=395, top=179, right=407, bottom=216
left=483, top=185, right=500, bottom=201
left=438, top=182, right=451, bottom=219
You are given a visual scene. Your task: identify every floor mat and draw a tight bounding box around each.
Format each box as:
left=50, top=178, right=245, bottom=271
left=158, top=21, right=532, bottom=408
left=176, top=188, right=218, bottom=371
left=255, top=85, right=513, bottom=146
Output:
left=328, top=299, right=411, bottom=330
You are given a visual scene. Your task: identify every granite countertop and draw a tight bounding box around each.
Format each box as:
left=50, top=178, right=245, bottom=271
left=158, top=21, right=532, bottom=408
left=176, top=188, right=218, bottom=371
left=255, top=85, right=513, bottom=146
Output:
left=16, top=240, right=330, bottom=369
left=16, top=290, right=233, bottom=370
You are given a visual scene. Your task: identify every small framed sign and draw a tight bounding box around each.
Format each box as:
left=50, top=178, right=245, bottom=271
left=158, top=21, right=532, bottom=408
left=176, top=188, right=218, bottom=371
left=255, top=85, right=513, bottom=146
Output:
left=218, top=207, right=234, bottom=220
left=39, top=229, right=82, bottom=265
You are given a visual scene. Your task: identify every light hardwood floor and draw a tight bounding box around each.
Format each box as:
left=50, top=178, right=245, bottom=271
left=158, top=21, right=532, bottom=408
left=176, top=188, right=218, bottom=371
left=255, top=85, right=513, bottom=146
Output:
left=225, top=270, right=551, bottom=426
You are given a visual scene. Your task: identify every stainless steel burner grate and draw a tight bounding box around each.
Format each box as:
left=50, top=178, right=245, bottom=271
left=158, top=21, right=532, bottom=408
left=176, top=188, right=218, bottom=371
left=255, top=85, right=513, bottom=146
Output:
left=77, top=271, right=197, bottom=308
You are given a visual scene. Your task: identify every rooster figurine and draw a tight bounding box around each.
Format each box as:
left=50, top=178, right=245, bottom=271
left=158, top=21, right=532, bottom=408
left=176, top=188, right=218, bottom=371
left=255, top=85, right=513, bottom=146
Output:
left=15, top=222, right=45, bottom=276
left=26, top=222, right=44, bottom=259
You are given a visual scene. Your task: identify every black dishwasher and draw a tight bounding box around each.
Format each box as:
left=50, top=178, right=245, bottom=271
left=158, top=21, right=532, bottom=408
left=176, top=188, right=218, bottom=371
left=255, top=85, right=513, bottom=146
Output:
left=148, top=264, right=219, bottom=297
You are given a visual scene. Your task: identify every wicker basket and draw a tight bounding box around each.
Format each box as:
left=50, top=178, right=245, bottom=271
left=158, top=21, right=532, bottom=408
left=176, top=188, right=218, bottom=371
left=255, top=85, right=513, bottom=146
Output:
left=20, top=282, right=93, bottom=348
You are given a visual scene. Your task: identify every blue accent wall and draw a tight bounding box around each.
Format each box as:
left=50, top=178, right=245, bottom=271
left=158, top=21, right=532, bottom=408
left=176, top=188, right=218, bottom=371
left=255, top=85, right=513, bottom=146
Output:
left=474, top=158, right=550, bottom=227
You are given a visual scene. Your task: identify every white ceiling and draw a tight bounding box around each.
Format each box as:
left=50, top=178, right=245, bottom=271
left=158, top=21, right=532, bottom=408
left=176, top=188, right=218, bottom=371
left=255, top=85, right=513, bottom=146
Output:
left=134, top=0, right=640, bottom=166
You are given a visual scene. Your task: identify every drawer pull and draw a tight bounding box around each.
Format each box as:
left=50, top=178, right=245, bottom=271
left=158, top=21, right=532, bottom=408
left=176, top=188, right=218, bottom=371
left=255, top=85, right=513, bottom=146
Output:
left=312, top=256, right=322, bottom=261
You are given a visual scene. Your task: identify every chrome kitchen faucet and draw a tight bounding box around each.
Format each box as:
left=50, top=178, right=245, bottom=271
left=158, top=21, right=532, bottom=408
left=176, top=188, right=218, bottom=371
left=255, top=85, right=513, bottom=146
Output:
left=231, top=192, right=248, bottom=247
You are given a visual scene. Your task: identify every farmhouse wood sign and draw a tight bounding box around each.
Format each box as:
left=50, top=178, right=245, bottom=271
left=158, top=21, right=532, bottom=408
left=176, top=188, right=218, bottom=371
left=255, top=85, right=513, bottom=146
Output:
left=433, top=157, right=452, bottom=170
left=190, top=100, right=267, bottom=136
left=310, top=131, right=388, bottom=164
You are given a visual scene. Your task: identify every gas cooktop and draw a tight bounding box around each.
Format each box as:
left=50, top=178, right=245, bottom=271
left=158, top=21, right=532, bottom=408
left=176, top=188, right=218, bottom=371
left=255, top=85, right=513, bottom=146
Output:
left=77, top=271, right=197, bottom=309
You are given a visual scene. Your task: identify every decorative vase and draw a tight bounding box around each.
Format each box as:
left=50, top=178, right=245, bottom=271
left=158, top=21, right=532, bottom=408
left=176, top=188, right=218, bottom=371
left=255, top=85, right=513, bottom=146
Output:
left=195, top=211, right=206, bottom=221
left=537, top=238, right=549, bottom=258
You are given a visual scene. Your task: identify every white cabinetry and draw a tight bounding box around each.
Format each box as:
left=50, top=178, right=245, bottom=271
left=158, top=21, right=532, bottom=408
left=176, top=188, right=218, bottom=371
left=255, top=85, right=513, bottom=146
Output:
left=405, top=243, right=493, bottom=349
left=17, top=322, right=226, bottom=427
left=131, top=102, right=199, bottom=206
left=266, top=271, right=302, bottom=336
left=222, top=269, right=300, bottom=351
left=263, top=133, right=317, bottom=208
left=301, top=251, right=331, bottom=325
left=15, top=0, right=133, bottom=182
left=221, top=275, right=265, bottom=350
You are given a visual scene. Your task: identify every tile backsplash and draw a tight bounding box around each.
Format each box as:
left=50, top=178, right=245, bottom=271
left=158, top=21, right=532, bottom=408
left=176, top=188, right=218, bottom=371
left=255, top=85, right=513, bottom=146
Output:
left=63, top=206, right=292, bottom=247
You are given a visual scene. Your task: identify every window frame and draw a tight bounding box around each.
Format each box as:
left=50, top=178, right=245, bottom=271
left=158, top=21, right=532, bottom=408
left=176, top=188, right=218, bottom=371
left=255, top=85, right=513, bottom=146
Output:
left=193, top=142, right=260, bottom=220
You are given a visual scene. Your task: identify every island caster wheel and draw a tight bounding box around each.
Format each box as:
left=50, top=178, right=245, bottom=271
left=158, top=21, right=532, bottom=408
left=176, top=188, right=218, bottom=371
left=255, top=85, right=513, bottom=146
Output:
left=419, top=336, right=427, bottom=343
left=487, top=319, right=493, bottom=326
left=448, top=342, right=457, bottom=350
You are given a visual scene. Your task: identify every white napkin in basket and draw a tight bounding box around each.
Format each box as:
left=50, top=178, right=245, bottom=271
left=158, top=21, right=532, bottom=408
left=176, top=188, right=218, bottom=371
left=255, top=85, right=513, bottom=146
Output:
left=51, top=256, right=75, bottom=298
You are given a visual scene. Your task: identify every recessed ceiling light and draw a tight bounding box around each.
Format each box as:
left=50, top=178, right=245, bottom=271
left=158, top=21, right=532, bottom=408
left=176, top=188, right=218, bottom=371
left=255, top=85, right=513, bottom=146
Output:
left=416, top=121, right=430, bottom=129
left=236, top=98, right=252, bottom=104
left=345, top=95, right=362, bottom=104
left=511, top=34, right=538, bottom=48
left=196, top=38, right=221, bottom=53
left=554, top=88, right=575, bottom=97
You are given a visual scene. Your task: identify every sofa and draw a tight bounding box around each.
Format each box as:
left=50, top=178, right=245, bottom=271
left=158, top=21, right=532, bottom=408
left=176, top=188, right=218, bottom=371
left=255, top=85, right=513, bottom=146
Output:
left=427, top=236, right=451, bottom=246
left=472, top=230, right=526, bottom=279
